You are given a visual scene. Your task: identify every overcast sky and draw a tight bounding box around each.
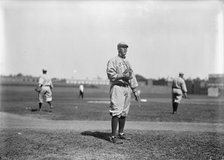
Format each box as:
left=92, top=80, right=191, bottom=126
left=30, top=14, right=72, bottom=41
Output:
left=0, top=0, right=223, bottom=80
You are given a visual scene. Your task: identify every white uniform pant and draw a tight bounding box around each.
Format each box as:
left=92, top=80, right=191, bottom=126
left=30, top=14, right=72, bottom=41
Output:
left=38, top=86, right=52, bottom=103
left=172, top=88, right=183, bottom=103
left=109, top=85, right=131, bottom=117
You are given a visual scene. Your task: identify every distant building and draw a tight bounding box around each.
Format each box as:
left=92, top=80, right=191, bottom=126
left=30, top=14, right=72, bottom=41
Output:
left=66, top=79, right=109, bottom=86
left=207, top=74, right=224, bottom=97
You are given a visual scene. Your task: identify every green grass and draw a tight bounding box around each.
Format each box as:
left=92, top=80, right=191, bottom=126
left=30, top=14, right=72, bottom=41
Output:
left=1, top=85, right=223, bottom=123
left=0, top=129, right=223, bottom=160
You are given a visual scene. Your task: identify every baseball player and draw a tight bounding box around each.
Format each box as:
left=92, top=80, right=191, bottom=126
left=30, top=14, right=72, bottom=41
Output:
left=172, top=72, right=187, bottom=114
left=37, top=69, right=54, bottom=111
left=106, top=42, right=140, bottom=144
left=79, top=84, right=84, bottom=99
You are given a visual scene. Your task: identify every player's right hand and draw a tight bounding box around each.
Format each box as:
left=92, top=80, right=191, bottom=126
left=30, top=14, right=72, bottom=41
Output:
left=134, top=90, right=140, bottom=101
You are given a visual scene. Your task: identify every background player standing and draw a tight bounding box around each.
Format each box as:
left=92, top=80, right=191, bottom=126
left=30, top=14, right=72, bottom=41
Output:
left=106, top=42, right=140, bottom=144
left=37, top=69, right=54, bottom=111
left=172, top=72, right=187, bottom=114
left=79, top=84, right=84, bottom=99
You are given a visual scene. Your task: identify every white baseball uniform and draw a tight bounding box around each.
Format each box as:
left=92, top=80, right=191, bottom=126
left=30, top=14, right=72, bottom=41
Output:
left=107, top=55, right=138, bottom=117
left=172, top=76, right=187, bottom=103
left=38, top=74, right=53, bottom=103
left=79, top=85, right=84, bottom=92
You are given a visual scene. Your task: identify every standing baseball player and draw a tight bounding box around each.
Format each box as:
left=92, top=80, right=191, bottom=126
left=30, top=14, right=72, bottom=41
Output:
left=171, top=72, right=187, bottom=114
left=37, top=69, right=54, bottom=111
left=106, top=42, right=140, bottom=144
left=79, top=84, right=84, bottom=99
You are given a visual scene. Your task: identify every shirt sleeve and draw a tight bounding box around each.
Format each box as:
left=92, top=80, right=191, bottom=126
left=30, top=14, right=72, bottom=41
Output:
left=181, top=80, right=187, bottom=93
left=125, top=61, right=138, bottom=90
left=38, top=77, right=44, bottom=86
left=129, top=72, right=138, bottom=90
left=50, top=79, right=53, bottom=88
left=106, top=60, right=122, bottom=82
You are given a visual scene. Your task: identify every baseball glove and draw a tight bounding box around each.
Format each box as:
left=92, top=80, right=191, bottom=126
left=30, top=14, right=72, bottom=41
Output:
left=122, top=68, right=133, bottom=80
left=35, top=86, right=42, bottom=92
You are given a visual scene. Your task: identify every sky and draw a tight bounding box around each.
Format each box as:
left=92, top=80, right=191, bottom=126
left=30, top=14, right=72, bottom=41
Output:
left=0, top=0, right=224, bottom=80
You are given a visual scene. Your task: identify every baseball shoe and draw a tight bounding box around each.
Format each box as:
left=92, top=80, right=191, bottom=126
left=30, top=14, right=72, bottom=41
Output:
left=173, top=111, right=177, bottom=114
left=118, top=133, right=131, bottom=140
left=109, top=136, right=123, bottom=144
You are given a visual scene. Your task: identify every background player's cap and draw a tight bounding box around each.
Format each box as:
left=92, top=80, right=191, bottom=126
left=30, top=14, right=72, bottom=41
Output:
left=179, top=72, right=184, bottom=76
left=117, top=42, right=128, bottom=48
left=42, top=69, right=47, bottom=72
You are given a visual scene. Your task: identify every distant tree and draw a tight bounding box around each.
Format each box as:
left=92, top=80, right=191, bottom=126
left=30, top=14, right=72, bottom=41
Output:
left=61, top=79, right=67, bottom=82
left=52, top=78, right=58, bottom=81
left=185, top=77, right=208, bottom=95
left=135, top=74, right=147, bottom=81
left=16, top=73, right=23, bottom=77
left=185, top=78, right=194, bottom=94
left=153, top=78, right=168, bottom=86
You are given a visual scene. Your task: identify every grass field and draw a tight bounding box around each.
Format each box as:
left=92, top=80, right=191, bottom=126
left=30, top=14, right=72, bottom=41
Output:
left=0, top=85, right=224, bottom=160
left=0, top=85, right=224, bottom=123
left=0, top=129, right=223, bottom=160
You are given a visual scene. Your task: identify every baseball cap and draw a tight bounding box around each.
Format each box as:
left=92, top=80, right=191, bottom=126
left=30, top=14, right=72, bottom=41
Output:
left=117, top=42, right=128, bottom=48
left=179, top=72, right=184, bottom=76
left=42, top=69, right=47, bottom=72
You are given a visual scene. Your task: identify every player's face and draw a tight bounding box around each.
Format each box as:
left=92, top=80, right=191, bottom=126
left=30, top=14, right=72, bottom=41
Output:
left=118, top=47, right=127, bottom=58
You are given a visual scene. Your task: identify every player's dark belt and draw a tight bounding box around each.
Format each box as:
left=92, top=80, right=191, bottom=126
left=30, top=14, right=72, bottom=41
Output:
left=172, top=87, right=181, bottom=90
left=113, top=82, right=129, bottom=87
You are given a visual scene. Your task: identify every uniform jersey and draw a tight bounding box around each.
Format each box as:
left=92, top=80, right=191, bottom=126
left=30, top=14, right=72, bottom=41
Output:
left=172, top=76, right=187, bottom=103
left=107, top=55, right=138, bottom=90
left=38, top=74, right=53, bottom=88
left=38, top=74, right=53, bottom=103
left=172, top=76, right=187, bottom=93
left=79, top=85, right=84, bottom=92
left=106, top=55, right=138, bottom=117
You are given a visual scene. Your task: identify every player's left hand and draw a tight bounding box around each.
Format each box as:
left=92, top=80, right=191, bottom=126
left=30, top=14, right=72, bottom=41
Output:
left=183, top=93, right=187, bottom=98
left=35, top=86, right=42, bottom=92
left=123, top=68, right=133, bottom=80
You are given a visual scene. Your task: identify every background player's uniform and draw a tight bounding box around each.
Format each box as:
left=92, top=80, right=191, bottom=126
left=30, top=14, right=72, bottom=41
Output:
left=38, top=74, right=53, bottom=103
left=79, top=84, right=84, bottom=99
left=172, top=76, right=187, bottom=103
left=171, top=76, right=187, bottom=114
left=107, top=55, right=138, bottom=117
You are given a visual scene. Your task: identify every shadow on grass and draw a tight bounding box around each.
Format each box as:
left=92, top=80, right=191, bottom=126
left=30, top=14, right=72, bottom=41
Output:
left=41, top=109, right=52, bottom=112
left=25, top=107, right=39, bottom=112
left=81, top=131, right=111, bottom=142
left=30, top=108, right=39, bottom=112
left=26, top=107, right=52, bottom=113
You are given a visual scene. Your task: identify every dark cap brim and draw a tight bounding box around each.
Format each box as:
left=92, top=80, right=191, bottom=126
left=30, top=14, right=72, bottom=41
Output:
left=117, top=42, right=128, bottom=48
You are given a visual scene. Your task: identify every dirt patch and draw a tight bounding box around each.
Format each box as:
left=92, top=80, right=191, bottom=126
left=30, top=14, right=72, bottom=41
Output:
left=0, top=112, right=224, bottom=133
